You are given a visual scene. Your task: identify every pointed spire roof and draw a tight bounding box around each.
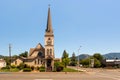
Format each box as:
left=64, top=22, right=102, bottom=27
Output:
left=45, top=6, right=53, bottom=35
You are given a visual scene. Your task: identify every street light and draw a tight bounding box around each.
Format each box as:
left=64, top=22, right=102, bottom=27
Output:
left=9, top=44, right=11, bottom=66
left=78, top=46, right=82, bottom=72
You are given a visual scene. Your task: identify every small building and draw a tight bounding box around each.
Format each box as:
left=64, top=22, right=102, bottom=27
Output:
left=103, top=59, right=120, bottom=67
left=0, top=59, right=6, bottom=68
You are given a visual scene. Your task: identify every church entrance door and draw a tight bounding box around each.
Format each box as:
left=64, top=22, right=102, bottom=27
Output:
left=46, top=59, right=52, bottom=71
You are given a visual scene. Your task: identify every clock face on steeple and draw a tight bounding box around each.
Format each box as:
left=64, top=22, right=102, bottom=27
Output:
left=47, top=38, right=52, bottom=45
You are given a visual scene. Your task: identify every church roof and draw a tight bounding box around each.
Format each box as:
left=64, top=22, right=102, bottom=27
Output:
left=14, top=56, right=42, bottom=62
left=29, top=43, right=44, bottom=56
left=45, top=6, right=54, bottom=36
left=35, top=43, right=44, bottom=49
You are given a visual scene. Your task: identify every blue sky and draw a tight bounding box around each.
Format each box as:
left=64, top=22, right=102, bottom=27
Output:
left=0, top=0, right=120, bottom=58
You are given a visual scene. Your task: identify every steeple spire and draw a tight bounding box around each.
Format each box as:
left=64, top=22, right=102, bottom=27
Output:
left=46, top=5, right=53, bottom=34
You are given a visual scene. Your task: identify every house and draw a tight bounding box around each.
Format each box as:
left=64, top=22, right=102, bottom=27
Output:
left=0, top=59, right=6, bottom=68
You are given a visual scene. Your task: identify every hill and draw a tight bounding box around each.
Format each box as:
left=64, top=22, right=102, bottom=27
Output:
left=103, top=53, right=120, bottom=59
left=77, top=54, right=90, bottom=60
left=0, top=55, right=4, bottom=58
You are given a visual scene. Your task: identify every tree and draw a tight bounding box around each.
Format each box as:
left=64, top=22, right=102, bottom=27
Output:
left=62, top=50, right=70, bottom=68
left=93, top=53, right=103, bottom=61
left=94, top=58, right=101, bottom=68
left=70, top=52, right=77, bottom=66
left=93, top=53, right=103, bottom=67
left=80, top=58, right=90, bottom=67
left=19, top=51, right=28, bottom=57
left=4, top=56, right=10, bottom=65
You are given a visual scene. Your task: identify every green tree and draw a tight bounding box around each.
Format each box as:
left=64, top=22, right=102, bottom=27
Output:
left=70, top=52, right=77, bottom=66
left=93, top=53, right=103, bottom=67
left=94, top=58, right=101, bottom=68
left=62, top=50, right=70, bottom=68
left=4, top=56, right=10, bottom=65
left=93, top=53, right=103, bottom=61
left=19, top=51, right=28, bottom=57
left=80, top=58, right=90, bottom=67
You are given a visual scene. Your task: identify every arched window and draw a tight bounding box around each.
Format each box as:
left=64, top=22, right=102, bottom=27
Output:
left=48, top=38, right=51, bottom=40
left=38, top=52, right=42, bottom=56
left=35, top=60, right=36, bottom=65
left=38, top=59, right=39, bottom=64
left=47, top=49, right=49, bottom=55
left=50, top=49, right=52, bottom=55
left=47, top=38, right=52, bottom=45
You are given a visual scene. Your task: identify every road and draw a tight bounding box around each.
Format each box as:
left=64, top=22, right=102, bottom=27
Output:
left=0, top=69, right=120, bottom=80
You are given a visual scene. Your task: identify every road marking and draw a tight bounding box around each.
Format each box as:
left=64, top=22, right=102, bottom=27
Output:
left=34, top=79, right=53, bottom=80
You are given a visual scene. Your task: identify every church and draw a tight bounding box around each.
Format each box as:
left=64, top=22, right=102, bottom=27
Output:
left=11, top=7, right=59, bottom=71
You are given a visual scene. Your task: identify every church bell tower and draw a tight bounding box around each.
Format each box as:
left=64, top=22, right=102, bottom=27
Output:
left=44, top=6, right=54, bottom=71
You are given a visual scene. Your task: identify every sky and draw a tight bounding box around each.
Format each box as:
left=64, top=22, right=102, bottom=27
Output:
left=0, top=0, right=120, bottom=58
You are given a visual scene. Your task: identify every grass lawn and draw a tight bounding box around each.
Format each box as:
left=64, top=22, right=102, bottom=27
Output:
left=0, top=68, right=20, bottom=72
left=62, top=68, right=79, bottom=72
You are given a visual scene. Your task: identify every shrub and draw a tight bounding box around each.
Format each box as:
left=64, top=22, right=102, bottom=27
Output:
left=17, top=63, right=30, bottom=70
left=39, top=66, right=45, bottom=72
left=11, top=65, right=16, bottom=68
left=54, top=62, right=64, bottom=72
left=23, top=68, right=32, bottom=72
left=10, top=68, right=20, bottom=72
left=17, top=63, right=26, bottom=70
left=56, top=66, right=63, bottom=72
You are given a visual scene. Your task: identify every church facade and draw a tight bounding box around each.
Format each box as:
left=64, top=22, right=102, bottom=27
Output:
left=11, top=7, right=59, bottom=71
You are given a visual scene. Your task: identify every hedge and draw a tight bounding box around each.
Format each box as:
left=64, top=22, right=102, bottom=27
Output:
left=23, top=68, right=32, bottom=72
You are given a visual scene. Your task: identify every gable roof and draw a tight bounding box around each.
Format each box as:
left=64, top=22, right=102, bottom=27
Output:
left=35, top=43, right=44, bottom=50
left=12, top=56, right=44, bottom=63
left=29, top=43, right=45, bottom=56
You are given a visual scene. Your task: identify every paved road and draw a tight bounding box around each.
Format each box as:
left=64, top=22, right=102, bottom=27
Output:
left=0, top=69, right=120, bottom=80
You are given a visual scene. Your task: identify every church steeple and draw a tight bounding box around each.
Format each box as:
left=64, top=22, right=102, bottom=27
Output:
left=44, top=6, right=55, bottom=71
left=45, top=6, right=53, bottom=35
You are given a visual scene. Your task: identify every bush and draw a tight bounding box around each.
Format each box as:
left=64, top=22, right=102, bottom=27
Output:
left=10, top=68, right=20, bottom=72
left=11, top=65, right=16, bottom=68
left=17, top=63, right=30, bottom=70
left=56, top=66, right=64, bottom=72
left=17, top=63, right=26, bottom=70
left=54, top=62, right=64, bottom=72
left=23, top=68, right=32, bottom=72
left=39, top=66, right=45, bottom=72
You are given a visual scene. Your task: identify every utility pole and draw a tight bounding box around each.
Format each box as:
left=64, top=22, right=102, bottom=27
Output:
left=78, top=46, right=82, bottom=72
left=9, top=44, right=11, bottom=67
